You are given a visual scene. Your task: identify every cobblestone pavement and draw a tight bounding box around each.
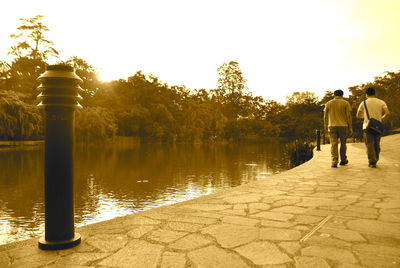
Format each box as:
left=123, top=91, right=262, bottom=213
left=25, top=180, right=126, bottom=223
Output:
left=1, top=134, right=399, bottom=268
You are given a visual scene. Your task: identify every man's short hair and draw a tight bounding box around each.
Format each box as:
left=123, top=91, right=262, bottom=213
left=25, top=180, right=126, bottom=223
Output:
left=334, top=90, right=344, bottom=96
left=365, top=87, right=375, bottom=96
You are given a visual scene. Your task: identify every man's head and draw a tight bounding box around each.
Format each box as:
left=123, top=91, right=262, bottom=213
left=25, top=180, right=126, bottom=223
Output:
left=334, top=90, right=344, bottom=97
left=365, top=87, right=376, bottom=96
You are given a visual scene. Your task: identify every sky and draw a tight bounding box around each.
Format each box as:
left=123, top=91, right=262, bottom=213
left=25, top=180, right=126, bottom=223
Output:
left=1, top=0, right=400, bottom=103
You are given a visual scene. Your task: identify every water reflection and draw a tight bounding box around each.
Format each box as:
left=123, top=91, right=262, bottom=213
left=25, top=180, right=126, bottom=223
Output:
left=0, top=141, right=291, bottom=245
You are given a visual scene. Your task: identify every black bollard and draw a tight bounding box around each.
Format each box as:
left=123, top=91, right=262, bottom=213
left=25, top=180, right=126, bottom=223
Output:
left=37, top=65, right=83, bottom=250
left=316, top=129, right=321, bottom=151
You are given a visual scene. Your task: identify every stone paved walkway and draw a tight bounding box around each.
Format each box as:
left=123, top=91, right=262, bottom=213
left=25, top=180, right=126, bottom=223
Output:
left=1, top=134, right=399, bottom=268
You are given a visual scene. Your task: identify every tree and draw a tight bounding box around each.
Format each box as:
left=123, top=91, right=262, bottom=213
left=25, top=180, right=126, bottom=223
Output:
left=214, top=61, right=249, bottom=119
left=9, top=15, right=58, bottom=61
left=64, top=56, right=100, bottom=105
left=216, top=61, right=247, bottom=96
left=0, top=90, right=43, bottom=140
left=1, top=15, right=57, bottom=102
left=75, top=107, right=117, bottom=143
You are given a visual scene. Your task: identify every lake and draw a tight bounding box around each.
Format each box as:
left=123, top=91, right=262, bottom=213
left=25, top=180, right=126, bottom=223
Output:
left=0, top=140, right=301, bottom=245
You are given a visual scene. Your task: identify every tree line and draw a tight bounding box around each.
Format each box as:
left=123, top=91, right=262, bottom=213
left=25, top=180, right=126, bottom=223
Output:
left=1, top=16, right=399, bottom=143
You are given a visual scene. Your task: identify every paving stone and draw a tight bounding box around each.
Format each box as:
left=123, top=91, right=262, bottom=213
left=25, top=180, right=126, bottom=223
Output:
left=352, top=244, right=400, bottom=256
left=7, top=252, right=61, bottom=268
left=0, top=252, right=10, bottom=267
left=271, top=206, right=310, bottom=214
left=223, top=194, right=265, bottom=203
left=259, top=264, right=287, bottom=268
left=311, top=192, right=343, bottom=198
left=169, top=215, right=217, bottom=225
left=201, top=224, right=259, bottom=248
left=165, top=221, right=204, bottom=232
left=278, top=241, right=301, bottom=255
left=318, top=228, right=366, bottom=242
left=319, top=206, right=345, bottom=211
left=292, top=215, right=324, bottom=224
left=260, top=228, right=302, bottom=241
left=6, top=243, right=54, bottom=260
left=233, top=204, right=248, bottom=210
left=45, top=264, right=95, bottom=268
left=168, top=233, right=212, bottom=251
left=273, top=199, right=300, bottom=207
left=261, top=220, right=296, bottom=228
left=298, top=197, right=357, bottom=207
left=124, top=216, right=161, bottom=225
left=144, top=213, right=174, bottom=220
left=222, top=215, right=259, bottom=226
left=337, top=264, right=363, bottom=268
left=190, top=212, right=224, bottom=219
left=294, top=256, right=330, bottom=268
left=188, top=245, right=250, bottom=268
left=346, top=219, right=400, bottom=238
left=305, top=236, right=352, bottom=248
left=355, top=252, right=400, bottom=268
left=248, top=208, right=261, bottom=214
left=261, top=190, right=289, bottom=197
left=336, top=210, right=377, bottom=219
left=98, top=240, right=163, bottom=268
left=379, top=213, right=400, bottom=223
left=147, top=229, right=188, bottom=244
left=252, top=211, right=294, bottom=221
left=345, top=206, right=378, bottom=214
left=375, top=199, right=400, bottom=209
left=306, top=209, right=336, bottom=217
left=301, top=245, right=358, bottom=263
left=127, top=225, right=156, bottom=238
left=160, top=251, right=186, bottom=268
left=221, top=209, right=247, bottom=216
left=234, top=241, right=293, bottom=265
left=183, top=204, right=232, bottom=211
left=352, top=200, right=375, bottom=207
left=85, top=234, right=128, bottom=252
left=294, top=225, right=310, bottom=231
left=249, top=202, right=271, bottom=210
left=56, top=253, right=110, bottom=266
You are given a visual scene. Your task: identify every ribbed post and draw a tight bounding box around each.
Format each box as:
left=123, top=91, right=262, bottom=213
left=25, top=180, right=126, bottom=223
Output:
left=37, top=64, right=83, bottom=250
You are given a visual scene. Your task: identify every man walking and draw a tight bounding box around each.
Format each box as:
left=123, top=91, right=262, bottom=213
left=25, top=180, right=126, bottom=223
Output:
left=324, top=90, right=353, bottom=168
left=356, top=86, right=390, bottom=168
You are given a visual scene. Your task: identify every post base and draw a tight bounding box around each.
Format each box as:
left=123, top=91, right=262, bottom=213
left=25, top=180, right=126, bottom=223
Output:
left=38, top=233, right=81, bottom=250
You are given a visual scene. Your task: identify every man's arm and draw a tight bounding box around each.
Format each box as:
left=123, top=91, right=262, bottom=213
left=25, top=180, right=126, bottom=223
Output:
left=356, top=102, right=364, bottom=119
left=382, top=103, right=390, bottom=120
left=323, top=104, right=329, bottom=133
left=346, top=102, right=353, bottom=135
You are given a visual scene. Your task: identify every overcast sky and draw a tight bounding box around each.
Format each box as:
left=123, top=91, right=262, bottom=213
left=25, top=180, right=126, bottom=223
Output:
left=1, top=0, right=399, bottom=103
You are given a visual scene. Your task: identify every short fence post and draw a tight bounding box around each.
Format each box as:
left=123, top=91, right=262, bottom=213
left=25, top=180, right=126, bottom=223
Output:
left=316, top=129, right=321, bottom=151
left=37, top=64, right=83, bottom=250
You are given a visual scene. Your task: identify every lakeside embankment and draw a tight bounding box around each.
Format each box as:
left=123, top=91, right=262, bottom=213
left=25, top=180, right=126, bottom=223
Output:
left=0, top=140, right=43, bottom=147
left=0, top=134, right=399, bottom=267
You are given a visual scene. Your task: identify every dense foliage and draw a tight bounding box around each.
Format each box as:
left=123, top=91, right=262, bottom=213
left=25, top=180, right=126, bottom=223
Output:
left=1, top=16, right=399, bottom=143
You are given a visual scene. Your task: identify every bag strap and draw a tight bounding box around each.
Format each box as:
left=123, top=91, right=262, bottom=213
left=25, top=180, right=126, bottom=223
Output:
left=363, top=100, right=370, bottom=120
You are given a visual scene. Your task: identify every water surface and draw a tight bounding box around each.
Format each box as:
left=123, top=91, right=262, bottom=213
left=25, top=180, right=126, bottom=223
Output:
left=0, top=141, right=293, bottom=245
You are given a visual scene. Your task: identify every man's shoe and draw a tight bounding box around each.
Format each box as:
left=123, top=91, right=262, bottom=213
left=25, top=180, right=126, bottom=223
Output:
left=368, top=162, right=377, bottom=168
left=339, top=160, right=349, bottom=166
left=331, top=163, right=338, bottom=168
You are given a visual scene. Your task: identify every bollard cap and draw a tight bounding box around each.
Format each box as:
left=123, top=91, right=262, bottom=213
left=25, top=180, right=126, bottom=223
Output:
left=37, top=64, right=83, bottom=108
left=38, top=64, right=83, bottom=82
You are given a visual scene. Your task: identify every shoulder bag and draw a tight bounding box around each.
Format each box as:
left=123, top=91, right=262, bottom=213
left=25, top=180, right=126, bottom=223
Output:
left=363, top=100, right=384, bottom=135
